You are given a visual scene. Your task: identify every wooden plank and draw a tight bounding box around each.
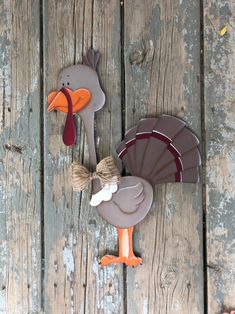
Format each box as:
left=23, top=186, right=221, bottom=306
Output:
left=204, top=1, right=235, bottom=313
left=0, top=0, right=42, bottom=312
left=43, top=1, right=123, bottom=313
left=124, top=1, right=204, bottom=313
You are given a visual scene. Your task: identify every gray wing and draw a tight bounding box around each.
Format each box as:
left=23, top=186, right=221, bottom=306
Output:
left=113, top=182, right=145, bottom=214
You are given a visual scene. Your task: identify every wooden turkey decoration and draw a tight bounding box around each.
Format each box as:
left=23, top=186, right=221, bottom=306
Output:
left=48, top=49, right=201, bottom=267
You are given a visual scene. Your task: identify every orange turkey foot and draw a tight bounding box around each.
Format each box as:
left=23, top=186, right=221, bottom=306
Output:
left=100, top=255, right=126, bottom=266
left=100, top=255, right=142, bottom=267
left=125, top=256, right=142, bottom=267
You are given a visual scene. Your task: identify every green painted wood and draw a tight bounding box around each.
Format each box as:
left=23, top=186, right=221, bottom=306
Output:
left=0, top=0, right=42, bottom=312
left=43, top=1, right=124, bottom=313
left=204, top=1, right=235, bottom=313
left=123, top=1, right=204, bottom=313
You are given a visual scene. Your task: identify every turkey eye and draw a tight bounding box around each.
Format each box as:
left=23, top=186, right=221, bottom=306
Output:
left=62, top=83, right=65, bottom=86
left=67, top=82, right=70, bottom=85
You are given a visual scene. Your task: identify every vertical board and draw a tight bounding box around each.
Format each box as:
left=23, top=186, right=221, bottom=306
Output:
left=204, top=1, right=235, bottom=313
left=124, top=0, right=204, bottom=313
left=0, top=0, right=41, bottom=313
left=43, top=0, right=123, bottom=313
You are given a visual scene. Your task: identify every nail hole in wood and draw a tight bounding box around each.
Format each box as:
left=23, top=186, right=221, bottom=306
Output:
left=5, top=144, right=22, bottom=154
left=88, top=219, right=96, bottom=226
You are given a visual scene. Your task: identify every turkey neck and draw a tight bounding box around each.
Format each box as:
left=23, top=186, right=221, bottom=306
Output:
left=79, top=109, right=102, bottom=194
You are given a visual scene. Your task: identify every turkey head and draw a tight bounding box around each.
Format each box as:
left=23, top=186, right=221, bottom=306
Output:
left=47, top=49, right=105, bottom=151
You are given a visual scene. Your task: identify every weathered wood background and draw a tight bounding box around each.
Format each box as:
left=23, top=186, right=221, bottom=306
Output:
left=0, top=0, right=234, bottom=313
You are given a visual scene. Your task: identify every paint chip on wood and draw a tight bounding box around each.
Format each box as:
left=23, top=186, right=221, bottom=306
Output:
left=219, top=25, right=228, bottom=36
left=63, top=234, right=75, bottom=281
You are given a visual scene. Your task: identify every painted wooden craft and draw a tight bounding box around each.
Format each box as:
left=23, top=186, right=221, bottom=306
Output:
left=47, top=49, right=201, bottom=267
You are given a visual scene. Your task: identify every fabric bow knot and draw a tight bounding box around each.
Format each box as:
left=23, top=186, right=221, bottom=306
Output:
left=72, top=156, right=120, bottom=192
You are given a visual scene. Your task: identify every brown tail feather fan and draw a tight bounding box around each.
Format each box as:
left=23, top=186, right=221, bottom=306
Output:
left=116, top=115, right=201, bottom=186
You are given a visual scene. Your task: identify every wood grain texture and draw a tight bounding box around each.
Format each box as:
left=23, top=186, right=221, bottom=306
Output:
left=43, top=0, right=123, bottom=313
left=124, top=1, right=204, bottom=313
left=204, top=0, right=235, bottom=313
left=0, top=0, right=41, bottom=313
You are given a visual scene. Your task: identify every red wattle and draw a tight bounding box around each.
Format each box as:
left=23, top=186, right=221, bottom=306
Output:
left=61, top=87, right=76, bottom=147
left=63, top=113, right=76, bottom=146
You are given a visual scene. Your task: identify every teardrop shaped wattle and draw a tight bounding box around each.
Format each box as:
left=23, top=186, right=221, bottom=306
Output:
left=61, top=87, right=76, bottom=146
left=63, top=113, right=76, bottom=146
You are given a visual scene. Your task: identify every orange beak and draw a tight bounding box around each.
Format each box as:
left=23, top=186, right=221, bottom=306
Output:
left=47, top=88, right=91, bottom=114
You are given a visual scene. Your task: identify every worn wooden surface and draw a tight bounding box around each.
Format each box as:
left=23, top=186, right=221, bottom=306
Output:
left=124, top=1, right=203, bottom=313
left=0, top=1, right=42, bottom=313
left=0, top=0, right=235, bottom=313
left=44, top=1, right=123, bottom=313
left=43, top=1, right=123, bottom=313
left=204, top=0, right=235, bottom=313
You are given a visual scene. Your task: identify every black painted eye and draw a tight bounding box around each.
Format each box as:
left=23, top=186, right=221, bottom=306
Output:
left=67, top=82, right=70, bottom=85
left=62, top=83, right=65, bottom=86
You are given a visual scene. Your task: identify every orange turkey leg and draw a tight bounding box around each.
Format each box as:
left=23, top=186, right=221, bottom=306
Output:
left=125, top=227, right=142, bottom=267
left=100, top=227, right=142, bottom=267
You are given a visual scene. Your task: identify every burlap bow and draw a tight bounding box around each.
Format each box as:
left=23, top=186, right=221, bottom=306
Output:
left=71, top=156, right=121, bottom=192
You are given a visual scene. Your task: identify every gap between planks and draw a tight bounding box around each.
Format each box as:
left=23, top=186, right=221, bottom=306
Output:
left=199, top=0, right=208, bottom=312
left=40, top=0, right=45, bottom=310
